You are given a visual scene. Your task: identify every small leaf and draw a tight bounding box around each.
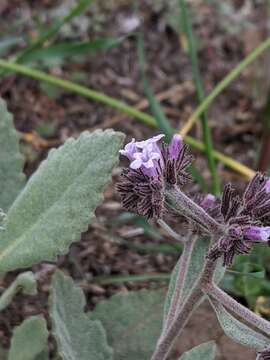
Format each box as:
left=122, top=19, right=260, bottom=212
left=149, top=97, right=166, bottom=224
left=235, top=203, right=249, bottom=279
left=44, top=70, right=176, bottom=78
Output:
left=209, top=298, right=269, bottom=350
left=49, top=270, right=113, bottom=360
left=9, top=315, right=49, bottom=360
left=179, top=341, right=217, bottom=360
left=0, top=129, right=124, bottom=272
left=0, top=271, right=37, bottom=311
left=164, top=236, right=225, bottom=323
left=0, top=98, right=25, bottom=211
left=91, top=289, right=166, bottom=360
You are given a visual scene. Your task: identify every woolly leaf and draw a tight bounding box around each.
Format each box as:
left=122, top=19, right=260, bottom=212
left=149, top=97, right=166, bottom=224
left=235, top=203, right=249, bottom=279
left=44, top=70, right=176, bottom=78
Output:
left=0, top=271, right=37, bottom=311
left=179, top=341, right=217, bottom=360
left=91, top=289, right=165, bottom=360
left=8, top=315, right=49, bottom=360
left=0, top=98, right=25, bottom=211
left=209, top=298, right=269, bottom=350
left=163, top=236, right=225, bottom=322
left=0, top=129, right=124, bottom=272
left=50, top=270, right=113, bottom=360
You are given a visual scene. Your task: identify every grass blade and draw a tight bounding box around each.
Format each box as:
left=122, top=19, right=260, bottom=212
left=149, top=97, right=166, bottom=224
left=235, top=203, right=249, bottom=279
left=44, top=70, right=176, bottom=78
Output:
left=19, top=38, right=124, bottom=63
left=11, top=0, right=93, bottom=64
left=0, top=58, right=255, bottom=179
left=179, top=0, right=220, bottom=195
left=137, top=32, right=208, bottom=190
left=180, top=37, right=270, bottom=136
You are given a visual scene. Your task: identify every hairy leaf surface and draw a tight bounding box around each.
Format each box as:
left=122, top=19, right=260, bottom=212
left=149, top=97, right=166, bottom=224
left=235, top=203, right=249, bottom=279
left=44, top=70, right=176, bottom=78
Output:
left=209, top=298, right=269, bottom=350
left=50, top=271, right=113, bottom=360
left=0, top=129, right=124, bottom=272
left=163, top=236, right=225, bottom=323
left=91, top=289, right=165, bottom=360
left=179, top=341, right=216, bottom=360
left=0, top=98, right=25, bottom=211
left=9, top=315, right=49, bottom=360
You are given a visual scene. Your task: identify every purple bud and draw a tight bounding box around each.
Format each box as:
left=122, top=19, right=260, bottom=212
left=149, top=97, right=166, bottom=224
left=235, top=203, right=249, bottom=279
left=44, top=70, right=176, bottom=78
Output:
left=168, top=134, right=183, bottom=160
left=244, top=225, right=270, bottom=242
left=265, top=179, right=270, bottom=193
left=201, top=194, right=216, bottom=210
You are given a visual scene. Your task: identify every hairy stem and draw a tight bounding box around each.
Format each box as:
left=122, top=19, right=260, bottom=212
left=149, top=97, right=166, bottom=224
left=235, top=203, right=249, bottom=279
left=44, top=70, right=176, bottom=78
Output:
left=151, top=286, right=203, bottom=360
left=163, top=236, right=196, bottom=333
left=206, top=283, right=270, bottom=336
left=157, top=219, right=186, bottom=244
left=152, top=258, right=217, bottom=360
left=165, top=186, right=224, bottom=236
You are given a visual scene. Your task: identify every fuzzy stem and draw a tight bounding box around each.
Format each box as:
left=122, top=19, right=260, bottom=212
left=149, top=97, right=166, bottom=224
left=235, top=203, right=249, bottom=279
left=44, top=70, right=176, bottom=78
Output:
left=165, top=186, right=224, bottom=236
left=151, top=286, right=203, bottom=360
left=157, top=219, right=186, bottom=244
left=206, top=283, right=270, bottom=336
left=163, top=236, right=196, bottom=333
left=152, top=258, right=217, bottom=360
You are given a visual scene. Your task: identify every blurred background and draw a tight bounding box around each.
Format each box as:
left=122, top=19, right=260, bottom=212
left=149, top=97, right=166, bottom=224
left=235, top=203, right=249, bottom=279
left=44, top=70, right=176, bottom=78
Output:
left=1, top=0, right=270, bottom=359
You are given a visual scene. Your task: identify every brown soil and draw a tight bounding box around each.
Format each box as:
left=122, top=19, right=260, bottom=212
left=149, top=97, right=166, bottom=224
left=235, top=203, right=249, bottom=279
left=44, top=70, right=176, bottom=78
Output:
left=0, top=0, right=269, bottom=359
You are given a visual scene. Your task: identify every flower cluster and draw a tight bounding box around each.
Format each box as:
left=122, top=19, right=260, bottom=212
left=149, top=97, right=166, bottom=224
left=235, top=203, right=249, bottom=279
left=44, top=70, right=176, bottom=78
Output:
left=117, top=134, right=193, bottom=219
left=208, top=176, right=270, bottom=266
left=117, top=134, right=270, bottom=266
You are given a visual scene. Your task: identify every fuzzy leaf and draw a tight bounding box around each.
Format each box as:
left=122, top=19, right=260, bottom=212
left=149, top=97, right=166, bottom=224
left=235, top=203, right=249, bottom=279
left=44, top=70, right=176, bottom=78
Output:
left=0, top=129, right=124, bottom=272
left=91, top=289, right=165, bottom=360
left=209, top=298, right=269, bottom=350
left=179, top=341, right=217, bottom=360
left=0, top=271, right=37, bottom=311
left=0, top=98, right=25, bottom=211
left=163, top=236, right=225, bottom=323
left=9, top=315, right=49, bottom=360
left=50, top=270, right=113, bottom=360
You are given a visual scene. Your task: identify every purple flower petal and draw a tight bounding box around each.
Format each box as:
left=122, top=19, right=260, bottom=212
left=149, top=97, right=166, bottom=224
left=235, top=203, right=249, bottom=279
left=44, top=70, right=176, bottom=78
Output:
left=135, top=134, right=165, bottom=149
left=244, top=225, right=270, bottom=242
left=201, top=194, right=216, bottom=210
left=119, top=138, right=137, bottom=161
left=265, top=179, right=270, bottom=193
left=168, top=134, right=183, bottom=160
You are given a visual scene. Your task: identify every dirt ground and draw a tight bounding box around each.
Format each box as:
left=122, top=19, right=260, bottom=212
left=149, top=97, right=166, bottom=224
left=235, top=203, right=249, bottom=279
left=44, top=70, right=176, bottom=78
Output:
left=0, top=0, right=269, bottom=358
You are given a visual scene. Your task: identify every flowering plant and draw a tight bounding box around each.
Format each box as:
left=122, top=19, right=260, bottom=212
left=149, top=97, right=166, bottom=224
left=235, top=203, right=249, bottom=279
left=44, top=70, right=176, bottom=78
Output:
left=117, top=134, right=270, bottom=360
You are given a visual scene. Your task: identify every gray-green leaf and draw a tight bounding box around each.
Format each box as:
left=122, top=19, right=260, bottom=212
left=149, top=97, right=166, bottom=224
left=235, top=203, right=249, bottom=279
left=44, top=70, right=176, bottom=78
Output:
left=209, top=298, right=269, bottom=350
left=0, top=271, right=37, bottom=311
left=9, top=315, right=49, bottom=360
left=50, top=270, right=113, bottom=360
left=0, top=98, right=25, bottom=212
left=0, top=129, right=124, bottom=272
left=91, top=288, right=165, bottom=360
left=179, top=341, right=217, bottom=360
left=163, top=236, right=225, bottom=323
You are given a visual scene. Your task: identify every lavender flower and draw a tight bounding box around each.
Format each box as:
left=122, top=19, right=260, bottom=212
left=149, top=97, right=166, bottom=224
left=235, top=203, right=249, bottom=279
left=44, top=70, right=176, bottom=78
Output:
left=117, top=134, right=193, bottom=219
left=243, top=173, right=270, bottom=224
left=208, top=181, right=270, bottom=266
left=162, top=134, right=193, bottom=185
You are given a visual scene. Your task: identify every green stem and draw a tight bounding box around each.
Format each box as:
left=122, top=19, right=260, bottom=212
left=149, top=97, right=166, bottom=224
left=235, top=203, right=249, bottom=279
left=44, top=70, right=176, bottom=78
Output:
left=180, top=36, right=270, bottom=136
left=0, top=59, right=154, bottom=125
left=180, top=0, right=220, bottom=195
left=0, top=59, right=255, bottom=179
